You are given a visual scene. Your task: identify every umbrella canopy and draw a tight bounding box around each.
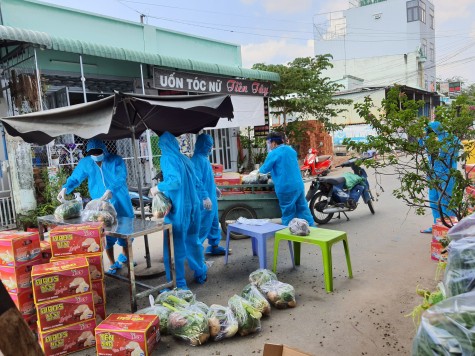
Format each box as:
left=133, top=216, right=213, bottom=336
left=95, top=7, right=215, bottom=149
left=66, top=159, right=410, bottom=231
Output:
left=0, top=92, right=234, bottom=145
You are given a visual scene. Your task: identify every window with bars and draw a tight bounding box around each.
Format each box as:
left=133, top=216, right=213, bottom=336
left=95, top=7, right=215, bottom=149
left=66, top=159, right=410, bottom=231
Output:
left=407, top=0, right=427, bottom=23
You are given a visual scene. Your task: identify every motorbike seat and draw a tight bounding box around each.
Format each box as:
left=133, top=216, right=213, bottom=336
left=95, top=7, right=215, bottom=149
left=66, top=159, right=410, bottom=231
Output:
left=318, top=176, right=346, bottom=186
left=316, top=155, right=332, bottom=162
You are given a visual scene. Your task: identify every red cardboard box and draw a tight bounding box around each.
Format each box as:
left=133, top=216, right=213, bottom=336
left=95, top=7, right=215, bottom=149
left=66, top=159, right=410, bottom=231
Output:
left=49, top=223, right=105, bottom=257
left=92, top=279, right=106, bottom=305
left=51, top=252, right=104, bottom=281
left=10, top=289, right=35, bottom=317
left=40, top=240, right=52, bottom=264
left=37, top=292, right=95, bottom=332
left=431, top=238, right=448, bottom=262
left=95, top=314, right=160, bottom=356
left=465, top=164, right=475, bottom=181
left=432, top=224, right=450, bottom=242
left=0, top=260, right=40, bottom=293
left=0, top=231, right=41, bottom=267
left=31, top=257, right=91, bottom=303
left=38, top=320, right=96, bottom=356
left=212, top=164, right=224, bottom=178
left=95, top=304, right=107, bottom=324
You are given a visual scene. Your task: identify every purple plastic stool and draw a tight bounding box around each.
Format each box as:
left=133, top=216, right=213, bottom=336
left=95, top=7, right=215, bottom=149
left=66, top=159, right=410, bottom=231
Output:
left=225, top=222, right=294, bottom=269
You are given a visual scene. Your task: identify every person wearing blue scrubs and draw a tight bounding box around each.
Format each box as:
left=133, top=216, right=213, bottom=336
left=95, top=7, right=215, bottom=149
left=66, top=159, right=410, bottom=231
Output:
left=191, top=133, right=226, bottom=255
left=58, top=139, right=135, bottom=273
left=157, top=132, right=208, bottom=289
left=259, top=132, right=315, bottom=227
left=420, top=121, right=459, bottom=233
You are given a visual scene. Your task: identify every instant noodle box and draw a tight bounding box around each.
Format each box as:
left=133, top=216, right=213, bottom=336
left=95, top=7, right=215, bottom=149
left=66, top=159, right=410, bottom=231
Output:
left=95, top=304, right=107, bottom=324
left=49, top=223, right=105, bottom=257
left=95, top=314, right=160, bottom=356
left=37, top=292, right=95, bottom=332
left=0, top=259, right=40, bottom=293
left=10, top=289, right=35, bottom=317
left=38, top=319, right=96, bottom=356
left=40, top=240, right=52, bottom=264
left=51, top=252, right=104, bottom=281
left=0, top=230, right=41, bottom=267
left=31, top=257, right=91, bottom=303
left=92, top=279, right=106, bottom=305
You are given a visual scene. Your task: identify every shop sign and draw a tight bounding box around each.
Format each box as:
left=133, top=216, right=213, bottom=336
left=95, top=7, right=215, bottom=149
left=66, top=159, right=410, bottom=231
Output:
left=254, top=97, right=270, bottom=137
left=359, top=0, right=386, bottom=6
left=153, top=68, right=271, bottom=97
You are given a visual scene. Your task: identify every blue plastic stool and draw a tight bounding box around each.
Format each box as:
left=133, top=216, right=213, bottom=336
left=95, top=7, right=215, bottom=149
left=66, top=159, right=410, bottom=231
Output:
left=225, top=222, right=293, bottom=269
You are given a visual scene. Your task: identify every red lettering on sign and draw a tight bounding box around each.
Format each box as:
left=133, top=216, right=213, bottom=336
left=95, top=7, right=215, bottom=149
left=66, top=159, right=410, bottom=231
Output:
left=227, top=80, right=249, bottom=93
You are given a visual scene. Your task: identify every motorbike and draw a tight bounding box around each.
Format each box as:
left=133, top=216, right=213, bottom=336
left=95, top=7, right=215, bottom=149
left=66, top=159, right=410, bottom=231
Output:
left=300, top=147, right=332, bottom=178
left=305, top=157, right=375, bottom=224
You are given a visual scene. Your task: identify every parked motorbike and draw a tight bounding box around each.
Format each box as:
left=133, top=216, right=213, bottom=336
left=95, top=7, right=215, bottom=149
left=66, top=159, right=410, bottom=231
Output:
left=305, top=157, right=375, bottom=224
left=300, top=147, right=332, bottom=178
left=129, top=172, right=162, bottom=213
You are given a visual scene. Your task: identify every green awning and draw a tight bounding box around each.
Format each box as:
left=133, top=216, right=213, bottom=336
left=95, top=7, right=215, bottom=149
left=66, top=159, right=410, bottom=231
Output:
left=0, top=25, right=280, bottom=82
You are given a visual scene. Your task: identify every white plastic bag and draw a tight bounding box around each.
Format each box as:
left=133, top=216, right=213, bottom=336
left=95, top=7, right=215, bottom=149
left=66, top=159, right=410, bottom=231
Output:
left=54, top=193, right=83, bottom=220
left=289, top=218, right=311, bottom=236
left=81, top=196, right=117, bottom=226
left=447, top=213, right=475, bottom=241
left=152, top=192, right=172, bottom=220
left=443, top=237, right=475, bottom=297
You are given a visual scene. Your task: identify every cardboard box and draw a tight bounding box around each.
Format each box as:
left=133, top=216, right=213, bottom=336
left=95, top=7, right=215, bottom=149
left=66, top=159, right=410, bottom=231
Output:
left=51, top=252, right=104, bottom=281
left=263, top=343, right=313, bottom=356
left=0, top=260, right=40, bottom=293
left=432, top=224, right=450, bottom=242
left=36, top=292, right=95, bottom=332
left=0, top=231, right=41, bottom=267
left=465, top=164, right=475, bottom=181
left=212, top=163, right=223, bottom=177
left=9, top=289, right=36, bottom=317
left=92, top=279, right=106, bottom=305
left=31, top=257, right=91, bottom=303
left=38, top=320, right=96, bottom=356
left=95, top=303, right=107, bottom=324
left=49, top=223, right=105, bottom=257
left=95, top=314, right=160, bottom=356
left=431, top=238, right=448, bottom=262
left=40, top=240, right=52, bottom=264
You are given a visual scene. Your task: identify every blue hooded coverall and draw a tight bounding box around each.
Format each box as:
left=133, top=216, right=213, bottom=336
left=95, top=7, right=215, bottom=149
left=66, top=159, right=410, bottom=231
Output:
left=259, top=144, right=315, bottom=226
left=62, top=139, right=135, bottom=249
left=426, top=121, right=459, bottom=222
left=191, top=134, right=221, bottom=246
left=158, top=132, right=207, bottom=288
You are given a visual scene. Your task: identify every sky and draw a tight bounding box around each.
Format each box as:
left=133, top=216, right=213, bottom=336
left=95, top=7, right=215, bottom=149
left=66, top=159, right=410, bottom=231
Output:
left=40, top=0, right=475, bottom=85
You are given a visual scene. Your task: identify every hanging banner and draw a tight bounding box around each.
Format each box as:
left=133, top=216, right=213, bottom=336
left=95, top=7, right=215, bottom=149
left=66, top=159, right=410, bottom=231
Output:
left=254, top=97, right=270, bottom=137
left=152, top=68, right=271, bottom=97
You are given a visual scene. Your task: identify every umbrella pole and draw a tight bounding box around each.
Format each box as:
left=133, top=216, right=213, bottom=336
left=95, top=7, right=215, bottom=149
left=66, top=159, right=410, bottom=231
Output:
left=130, top=129, right=152, bottom=268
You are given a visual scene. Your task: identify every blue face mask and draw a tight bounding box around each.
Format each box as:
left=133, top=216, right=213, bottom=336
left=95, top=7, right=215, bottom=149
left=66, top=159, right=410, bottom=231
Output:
left=91, top=154, right=104, bottom=162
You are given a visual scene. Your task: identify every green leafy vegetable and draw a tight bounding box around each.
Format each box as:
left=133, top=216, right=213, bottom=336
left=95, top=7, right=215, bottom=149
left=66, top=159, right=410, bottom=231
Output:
left=260, top=280, right=296, bottom=309
left=241, top=284, right=271, bottom=316
left=249, top=269, right=278, bottom=288
left=164, top=302, right=210, bottom=346
left=228, top=295, right=261, bottom=336
left=207, top=304, right=238, bottom=341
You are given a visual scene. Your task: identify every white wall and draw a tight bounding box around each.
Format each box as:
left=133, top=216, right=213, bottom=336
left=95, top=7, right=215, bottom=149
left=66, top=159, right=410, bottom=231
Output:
left=331, top=89, right=386, bottom=126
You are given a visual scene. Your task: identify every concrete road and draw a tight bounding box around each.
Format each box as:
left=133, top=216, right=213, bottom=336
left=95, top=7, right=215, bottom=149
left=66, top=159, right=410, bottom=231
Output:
left=79, top=165, right=438, bottom=356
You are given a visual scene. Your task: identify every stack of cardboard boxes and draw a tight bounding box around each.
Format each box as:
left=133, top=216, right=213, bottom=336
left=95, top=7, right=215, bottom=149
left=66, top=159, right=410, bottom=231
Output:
left=0, top=231, right=42, bottom=335
left=48, top=223, right=107, bottom=323
left=431, top=217, right=458, bottom=262
left=32, top=256, right=96, bottom=355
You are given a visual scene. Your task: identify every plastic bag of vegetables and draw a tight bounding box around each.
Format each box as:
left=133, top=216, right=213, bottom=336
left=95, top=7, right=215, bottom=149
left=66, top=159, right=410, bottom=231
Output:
left=241, top=284, right=271, bottom=316
left=412, top=291, right=475, bottom=355
left=260, top=280, right=297, bottom=309
left=136, top=295, right=172, bottom=335
left=152, top=192, right=172, bottom=220
left=443, top=238, right=475, bottom=297
left=54, top=193, right=83, bottom=220
left=447, top=213, right=475, bottom=241
left=228, top=295, right=262, bottom=336
left=164, top=303, right=210, bottom=346
left=207, top=304, right=238, bottom=341
left=81, top=196, right=117, bottom=226
left=249, top=269, right=278, bottom=288
left=155, top=288, right=195, bottom=305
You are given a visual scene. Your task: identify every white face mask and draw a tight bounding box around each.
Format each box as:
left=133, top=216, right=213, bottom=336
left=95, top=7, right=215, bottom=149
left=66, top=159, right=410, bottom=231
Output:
left=91, top=154, right=104, bottom=162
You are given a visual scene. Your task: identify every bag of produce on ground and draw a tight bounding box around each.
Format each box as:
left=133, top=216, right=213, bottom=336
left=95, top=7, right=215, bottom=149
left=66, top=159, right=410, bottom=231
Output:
left=54, top=193, right=83, bottom=220
left=164, top=303, right=210, bottom=346
left=207, top=304, right=238, bottom=341
left=155, top=288, right=196, bottom=305
left=260, top=280, right=297, bottom=309
left=241, top=284, right=271, bottom=316
left=412, top=291, right=475, bottom=355
left=447, top=213, right=475, bottom=241
left=249, top=269, right=278, bottom=288
left=443, top=238, right=475, bottom=297
left=228, top=295, right=262, bottom=336
left=152, top=192, right=172, bottom=219
left=190, top=301, right=210, bottom=315
left=136, top=296, right=172, bottom=335
left=81, top=196, right=117, bottom=226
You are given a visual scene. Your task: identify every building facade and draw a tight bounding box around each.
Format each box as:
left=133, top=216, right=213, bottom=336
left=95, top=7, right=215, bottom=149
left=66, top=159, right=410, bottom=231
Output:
left=314, top=0, right=436, bottom=91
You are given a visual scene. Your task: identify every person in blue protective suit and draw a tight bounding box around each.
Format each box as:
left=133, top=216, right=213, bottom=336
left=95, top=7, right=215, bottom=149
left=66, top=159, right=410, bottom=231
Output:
left=155, top=131, right=208, bottom=289
left=57, top=139, right=135, bottom=273
left=191, top=133, right=227, bottom=255
left=259, top=131, right=315, bottom=227
left=420, top=121, right=460, bottom=233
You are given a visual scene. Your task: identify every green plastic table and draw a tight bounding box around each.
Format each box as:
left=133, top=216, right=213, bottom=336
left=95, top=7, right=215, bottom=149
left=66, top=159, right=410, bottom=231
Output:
left=273, top=227, right=353, bottom=292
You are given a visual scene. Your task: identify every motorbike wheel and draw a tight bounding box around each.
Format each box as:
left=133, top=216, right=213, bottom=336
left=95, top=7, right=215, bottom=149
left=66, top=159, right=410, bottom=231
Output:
left=309, top=192, right=334, bottom=225
left=367, top=199, right=375, bottom=214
